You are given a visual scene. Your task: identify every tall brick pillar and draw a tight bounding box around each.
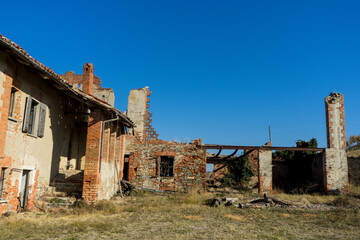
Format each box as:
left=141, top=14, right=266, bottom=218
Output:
left=324, top=93, right=349, bottom=194
left=82, top=63, right=94, bottom=95
left=82, top=109, right=103, bottom=202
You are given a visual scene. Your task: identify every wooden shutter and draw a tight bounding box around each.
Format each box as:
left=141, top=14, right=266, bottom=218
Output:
left=22, top=97, right=32, bottom=133
left=37, top=103, right=46, bottom=137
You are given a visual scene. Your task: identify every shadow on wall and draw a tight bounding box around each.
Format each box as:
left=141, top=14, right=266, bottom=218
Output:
left=48, top=95, right=88, bottom=184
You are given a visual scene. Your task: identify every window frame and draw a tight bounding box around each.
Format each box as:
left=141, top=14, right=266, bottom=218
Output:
left=0, top=167, right=9, bottom=199
left=158, top=156, right=175, bottom=178
left=22, top=96, right=47, bottom=137
left=8, top=87, right=20, bottom=120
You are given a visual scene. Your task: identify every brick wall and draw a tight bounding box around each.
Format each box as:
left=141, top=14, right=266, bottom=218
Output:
left=82, top=109, right=103, bottom=202
left=0, top=73, right=13, bottom=156
left=126, top=137, right=206, bottom=192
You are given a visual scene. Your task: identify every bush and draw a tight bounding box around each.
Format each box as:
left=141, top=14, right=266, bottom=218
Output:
left=220, top=155, right=253, bottom=187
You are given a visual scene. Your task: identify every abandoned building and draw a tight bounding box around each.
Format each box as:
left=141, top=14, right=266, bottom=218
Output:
left=0, top=33, right=355, bottom=215
left=208, top=92, right=349, bottom=194
left=123, top=87, right=206, bottom=192
left=0, top=34, right=134, bottom=213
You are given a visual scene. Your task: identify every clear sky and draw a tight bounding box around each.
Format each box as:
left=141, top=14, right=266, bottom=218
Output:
left=2, top=0, right=360, bottom=148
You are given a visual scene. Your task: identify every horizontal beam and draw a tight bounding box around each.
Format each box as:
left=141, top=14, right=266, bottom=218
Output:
left=202, top=144, right=324, bottom=152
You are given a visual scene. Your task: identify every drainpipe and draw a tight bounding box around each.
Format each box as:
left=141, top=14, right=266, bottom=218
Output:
left=99, top=115, right=119, bottom=172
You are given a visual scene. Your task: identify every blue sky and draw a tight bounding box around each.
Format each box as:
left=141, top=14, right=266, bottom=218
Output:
left=2, top=0, right=360, bottom=148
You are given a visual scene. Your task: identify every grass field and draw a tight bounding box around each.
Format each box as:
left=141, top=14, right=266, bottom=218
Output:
left=1, top=188, right=360, bottom=240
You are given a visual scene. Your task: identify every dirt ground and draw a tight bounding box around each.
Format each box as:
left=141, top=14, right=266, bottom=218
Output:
left=1, top=190, right=360, bottom=240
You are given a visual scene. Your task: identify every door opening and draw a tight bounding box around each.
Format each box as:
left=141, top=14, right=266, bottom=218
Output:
left=123, top=154, right=130, bottom=181
left=19, top=170, right=30, bottom=210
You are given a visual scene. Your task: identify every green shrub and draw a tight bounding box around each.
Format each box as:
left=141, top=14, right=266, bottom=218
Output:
left=220, top=155, right=253, bottom=187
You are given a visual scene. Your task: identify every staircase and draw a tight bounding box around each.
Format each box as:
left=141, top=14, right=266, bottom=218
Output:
left=50, top=170, right=84, bottom=198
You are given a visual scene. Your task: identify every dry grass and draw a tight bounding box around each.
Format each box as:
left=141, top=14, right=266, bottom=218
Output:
left=1, top=190, right=360, bottom=240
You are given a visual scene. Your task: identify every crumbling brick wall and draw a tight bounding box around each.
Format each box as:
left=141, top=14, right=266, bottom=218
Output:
left=127, top=87, right=158, bottom=141
left=125, top=87, right=206, bottom=192
left=126, top=137, right=206, bottom=192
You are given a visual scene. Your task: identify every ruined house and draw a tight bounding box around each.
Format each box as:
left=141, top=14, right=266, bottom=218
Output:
left=0, top=34, right=134, bottom=214
left=0, top=33, right=353, bottom=215
left=208, top=92, right=349, bottom=195
left=123, top=87, right=207, bottom=192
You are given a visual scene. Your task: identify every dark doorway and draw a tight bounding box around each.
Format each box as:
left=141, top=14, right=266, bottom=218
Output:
left=19, top=170, right=30, bottom=210
left=123, top=155, right=130, bottom=181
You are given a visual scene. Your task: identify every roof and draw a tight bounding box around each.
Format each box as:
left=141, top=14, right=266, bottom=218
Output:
left=0, top=33, right=134, bottom=127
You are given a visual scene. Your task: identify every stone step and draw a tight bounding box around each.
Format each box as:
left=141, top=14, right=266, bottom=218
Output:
left=53, top=171, right=84, bottom=182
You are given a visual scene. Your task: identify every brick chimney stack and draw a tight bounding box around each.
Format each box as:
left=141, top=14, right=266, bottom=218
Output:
left=83, top=63, right=94, bottom=95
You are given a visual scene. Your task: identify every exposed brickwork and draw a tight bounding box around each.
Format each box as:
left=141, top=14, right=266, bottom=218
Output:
left=26, top=169, right=40, bottom=210
left=0, top=74, right=13, bottom=156
left=143, top=89, right=158, bottom=141
left=82, top=63, right=94, bottom=95
left=82, top=109, right=103, bottom=202
left=324, top=93, right=349, bottom=194
left=126, top=137, right=206, bottom=192
left=325, top=93, right=346, bottom=149
left=127, top=87, right=158, bottom=141
left=213, top=163, right=228, bottom=182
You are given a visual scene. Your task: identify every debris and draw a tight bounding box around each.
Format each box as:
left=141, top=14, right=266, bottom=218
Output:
left=121, top=180, right=136, bottom=196
left=223, top=197, right=239, bottom=206
left=211, top=198, right=222, bottom=207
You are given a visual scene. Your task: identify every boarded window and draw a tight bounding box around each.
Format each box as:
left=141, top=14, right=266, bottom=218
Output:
left=159, top=156, right=174, bottom=177
left=0, top=168, right=9, bottom=198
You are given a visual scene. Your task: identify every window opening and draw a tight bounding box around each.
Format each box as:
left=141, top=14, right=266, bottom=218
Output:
left=160, top=156, right=174, bottom=177
left=23, top=97, right=46, bottom=137
left=0, top=168, right=9, bottom=198
left=8, top=88, right=17, bottom=117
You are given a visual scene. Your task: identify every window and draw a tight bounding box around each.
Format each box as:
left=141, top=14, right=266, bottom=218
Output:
left=159, top=156, right=174, bottom=177
left=28, top=100, right=38, bottom=134
left=0, top=168, right=9, bottom=198
left=8, top=88, right=17, bottom=118
left=22, top=97, right=47, bottom=137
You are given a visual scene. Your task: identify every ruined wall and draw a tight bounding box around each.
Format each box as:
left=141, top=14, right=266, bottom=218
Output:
left=82, top=111, right=126, bottom=202
left=213, top=163, right=228, bottom=183
left=258, top=150, right=272, bottom=194
left=126, top=137, right=206, bottom=192
left=127, top=87, right=158, bottom=141
left=60, top=66, right=115, bottom=106
left=324, top=93, right=349, bottom=193
left=98, top=124, right=123, bottom=200
left=348, top=157, right=360, bottom=185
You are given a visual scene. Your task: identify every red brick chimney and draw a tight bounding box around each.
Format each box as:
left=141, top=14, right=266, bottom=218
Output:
left=83, top=63, right=94, bottom=95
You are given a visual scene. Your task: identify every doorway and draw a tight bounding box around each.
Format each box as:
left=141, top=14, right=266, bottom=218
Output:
left=123, top=155, right=130, bottom=181
left=19, top=170, right=30, bottom=210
